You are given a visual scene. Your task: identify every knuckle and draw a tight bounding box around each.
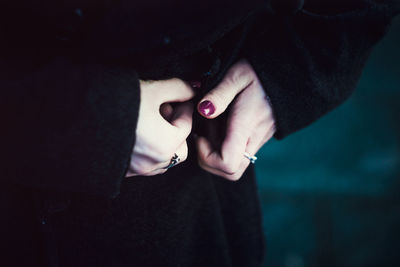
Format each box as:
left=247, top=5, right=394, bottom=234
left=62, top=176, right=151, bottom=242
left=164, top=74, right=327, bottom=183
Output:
left=221, top=172, right=239, bottom=181
left=174, top=78, right=194, bottom=93
left=171, top=77, right=181, bottom=82
left=230, top=172, right=243, bottom=181
left=228, top=166, right=246, bottom=181
left=170, top=77, right=184, bottom=85
left=220, top=160, right=239, bottom=175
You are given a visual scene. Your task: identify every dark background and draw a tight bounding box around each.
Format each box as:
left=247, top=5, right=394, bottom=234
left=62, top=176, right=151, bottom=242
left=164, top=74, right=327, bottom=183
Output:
left=256, top=16, right=400, bottom=267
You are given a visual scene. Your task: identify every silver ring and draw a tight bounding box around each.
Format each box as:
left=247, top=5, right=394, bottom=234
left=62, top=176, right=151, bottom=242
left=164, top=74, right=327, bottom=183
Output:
left=244, top=152, right=257, bottom=164
left=164, top=153, right=181, bottom=169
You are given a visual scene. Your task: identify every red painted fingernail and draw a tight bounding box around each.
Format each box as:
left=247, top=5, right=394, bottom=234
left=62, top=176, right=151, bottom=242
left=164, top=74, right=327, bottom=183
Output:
left=189, top=80, right=202, bottom=88
left=199, top=100, right=215, bottom=117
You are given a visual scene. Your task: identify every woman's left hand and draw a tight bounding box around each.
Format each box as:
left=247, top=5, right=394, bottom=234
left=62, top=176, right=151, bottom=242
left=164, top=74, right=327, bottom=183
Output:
left=196, top=59, right=276, bottom=180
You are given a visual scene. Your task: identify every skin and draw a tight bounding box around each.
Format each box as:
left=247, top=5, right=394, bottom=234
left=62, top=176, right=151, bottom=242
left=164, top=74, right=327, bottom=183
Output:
left=196, top=59, right=276, bottom=180
left=127, top=59, right=276, bottom=180
left=125, top=78, right=194, bottom=177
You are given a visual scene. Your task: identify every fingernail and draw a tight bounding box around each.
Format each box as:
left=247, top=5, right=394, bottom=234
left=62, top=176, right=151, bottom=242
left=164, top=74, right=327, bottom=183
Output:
left=199, top=100, right=215, bottom=117
left=189, top=80, right=202, bottom=88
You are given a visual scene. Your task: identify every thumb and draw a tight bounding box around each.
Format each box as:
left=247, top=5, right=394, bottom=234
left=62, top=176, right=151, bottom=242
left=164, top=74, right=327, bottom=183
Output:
left=197, top=60, right=254, bottom=119
left=162, top=78, right=195, bottom=103
left=143, top=78, right=195, bottom=104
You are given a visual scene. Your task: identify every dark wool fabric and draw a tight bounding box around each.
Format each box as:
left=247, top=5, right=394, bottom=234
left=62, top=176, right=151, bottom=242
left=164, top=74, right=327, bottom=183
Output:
left=0, top=0, right=398, bottom=266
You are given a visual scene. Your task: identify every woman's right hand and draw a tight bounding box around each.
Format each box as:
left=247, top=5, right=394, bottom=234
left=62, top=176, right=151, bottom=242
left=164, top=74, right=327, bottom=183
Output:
left=125, top=78, right=195, bottom=177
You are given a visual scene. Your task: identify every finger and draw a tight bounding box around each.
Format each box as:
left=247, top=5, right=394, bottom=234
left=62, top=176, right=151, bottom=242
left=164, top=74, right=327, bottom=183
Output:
left=128, top=141, right=188, bottom=176
left=197, top=149, right=250, bottom=181
left=175, top=140, right=189, bottom=163
left=156, top=78, right=195, bottom=103
left=197, top=60, right=254, bottom=119
left=143, top=111, right=190, bottom=166
left=126, top=152, right=161, bottom=177
left=220, top=127, right=249, bottom=174
left=244, top=136, right=263, bottom=162
left=169, top=101, right=194, bottom=140
left=153, top=141, right=188, bottom=171
left=196, top=136, right=225, bottom=171
left=196, top=135, right=247, bottom=176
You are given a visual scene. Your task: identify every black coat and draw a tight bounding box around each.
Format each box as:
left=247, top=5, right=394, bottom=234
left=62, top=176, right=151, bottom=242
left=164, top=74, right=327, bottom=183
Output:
left=1, top=0, right=398, bottom=266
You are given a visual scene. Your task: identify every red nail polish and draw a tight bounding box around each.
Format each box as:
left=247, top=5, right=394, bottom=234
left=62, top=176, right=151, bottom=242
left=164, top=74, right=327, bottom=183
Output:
left=199, top=100, right=215, bottom=117
left=189, top=80, right=202, bottom=88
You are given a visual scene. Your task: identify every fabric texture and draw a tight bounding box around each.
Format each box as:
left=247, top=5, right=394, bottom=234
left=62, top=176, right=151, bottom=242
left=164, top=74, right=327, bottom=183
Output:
left=0, top=0, right=398, bottom=266
left=243, top=0, right=399, bottom=139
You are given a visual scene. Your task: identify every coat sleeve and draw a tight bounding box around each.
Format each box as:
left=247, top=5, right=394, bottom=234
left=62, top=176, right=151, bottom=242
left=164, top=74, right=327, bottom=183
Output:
left=242, top=0, right=399, bottom=140
left=0, top=5, right=141, bottom=197
left=0, top=0, right=140, bottom=197
left=1, top=57, right=140, bottom=198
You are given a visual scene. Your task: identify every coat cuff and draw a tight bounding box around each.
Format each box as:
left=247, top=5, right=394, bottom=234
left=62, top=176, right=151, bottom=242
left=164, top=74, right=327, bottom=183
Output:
left=3, top=61, right=141, bottom=198
left=243, top=4, right=395, bottom=140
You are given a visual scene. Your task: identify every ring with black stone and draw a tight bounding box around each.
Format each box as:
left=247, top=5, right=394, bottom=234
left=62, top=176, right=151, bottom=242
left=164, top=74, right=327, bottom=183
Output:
left=164, top=153, right=181, bottom=169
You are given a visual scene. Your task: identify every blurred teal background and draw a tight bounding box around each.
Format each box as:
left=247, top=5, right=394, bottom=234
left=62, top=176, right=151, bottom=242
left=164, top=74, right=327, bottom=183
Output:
left=256, top=17, right=400, bottom=267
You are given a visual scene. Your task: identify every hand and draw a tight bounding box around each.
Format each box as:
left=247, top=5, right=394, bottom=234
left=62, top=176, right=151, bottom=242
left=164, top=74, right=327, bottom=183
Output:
left=196, top=59, right=276, bottom=180
left=126, top=78, right=195, bottom=177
